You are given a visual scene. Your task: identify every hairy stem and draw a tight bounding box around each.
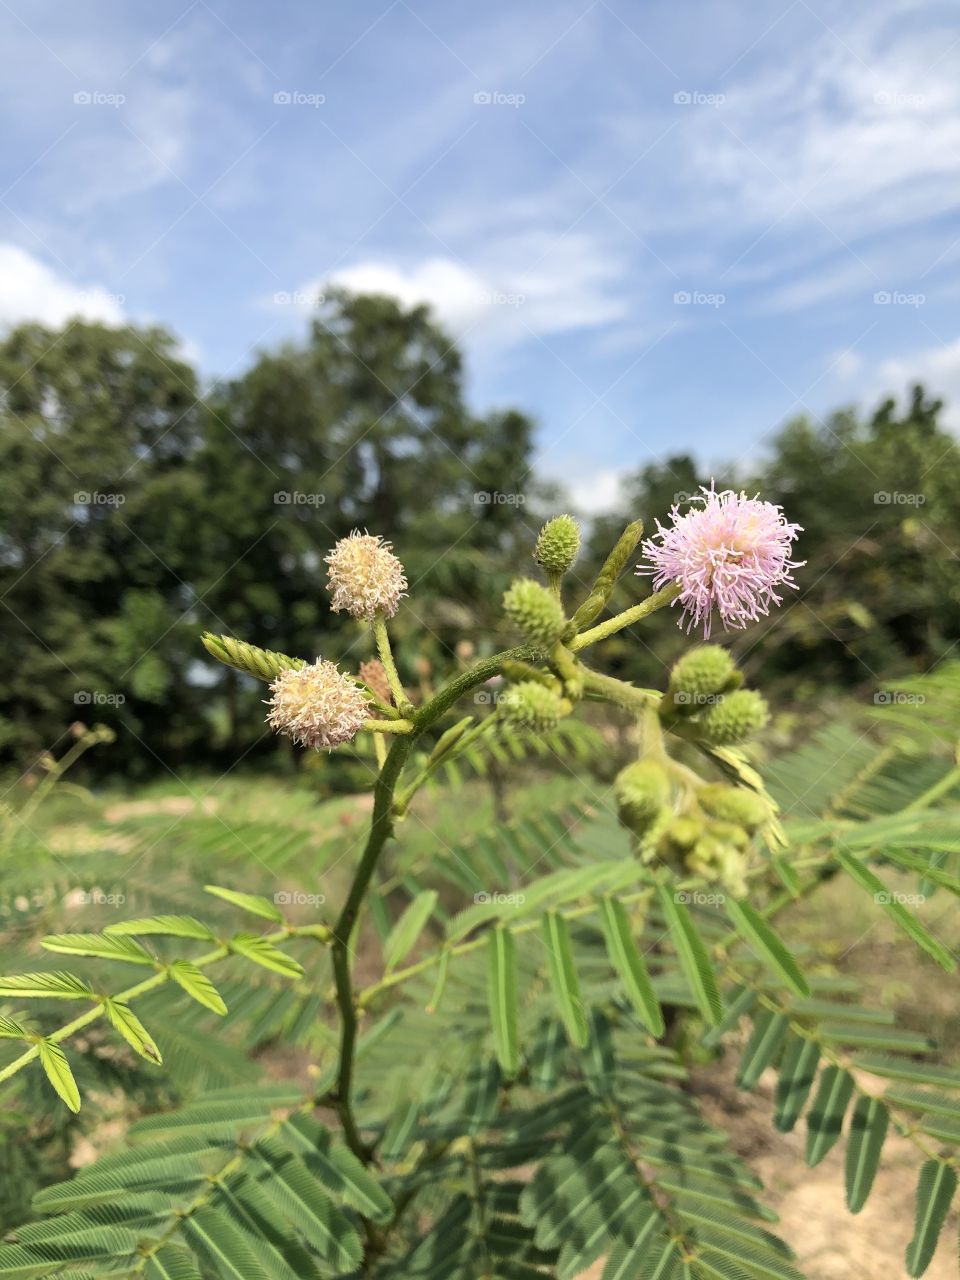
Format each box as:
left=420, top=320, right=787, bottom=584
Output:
left=373, top=612, right=413, bottom=715
left=570, top=582, right=681, bottom=650
left=331, top=734, right=413, bottom=1161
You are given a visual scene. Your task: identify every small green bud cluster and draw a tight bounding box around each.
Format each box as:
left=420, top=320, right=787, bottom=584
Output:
left=698, top=690, right=769, bottom=745
left=697, top=783, right=772, bottom=830
left=668, top=645, right=738, bottom=700
left=534, top=514, right=581, bottom=576
left=499, top=680, right=571, bottom=731
left=611, top=757, right=773, bottom=895
left=663, top=645, right=768, bottom=746
left=613, top=760, right=670, bottom=837
left=502, top=578, right=568, bottom=646
left=684, top=823, right=751, bottom=897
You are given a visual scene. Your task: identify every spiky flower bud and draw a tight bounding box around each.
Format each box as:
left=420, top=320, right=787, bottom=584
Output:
left=202, top=632, right=304, bottom=683
left=697, top=690, right=769, bottom=746
left=502, top=578, right=568, bottom=646
left=534, top=514, right=581, bottom=576
left=499, top=681, right=570, bottom=731
left=358, top=658, right=392, bottom=706
left=668, top=645, right=737, bottom=700
left=266, top=659, right=369, bottom=750
left=614, top=760, right=670, bottom=835
left=325, top=532, right=407, bottom=621
left=697, top=783, right=772, bottom=830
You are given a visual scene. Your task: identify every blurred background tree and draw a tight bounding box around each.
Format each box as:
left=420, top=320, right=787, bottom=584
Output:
left=1, top=293, right=957, bottom=780
left=0, top=293, right=541, bottom=776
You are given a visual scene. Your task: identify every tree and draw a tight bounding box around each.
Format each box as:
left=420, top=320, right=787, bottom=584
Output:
left=0, top=319, right=204, bottom=770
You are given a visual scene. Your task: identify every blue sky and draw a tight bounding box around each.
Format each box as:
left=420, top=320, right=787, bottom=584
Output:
left=2, top=0, right=959, bottom=510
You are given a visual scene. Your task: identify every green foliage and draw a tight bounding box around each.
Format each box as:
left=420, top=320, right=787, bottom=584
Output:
left=3, top=503, right=960, bottom=1280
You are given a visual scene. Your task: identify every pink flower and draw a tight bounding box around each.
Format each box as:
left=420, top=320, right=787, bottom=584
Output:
left=637, top=485, right=803, bottom=638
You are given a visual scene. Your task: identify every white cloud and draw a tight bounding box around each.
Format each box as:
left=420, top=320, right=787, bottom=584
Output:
left=0, top=243, right=124, bottom=327
left=284, top=231, right=629, bottom=351
left=673, top=16, right=960, bottom=242
left=877, top=336, right=960, bottom=429
left=328, top=258, right=488, bottom=330
left=831, top=347, right=864, bottom=380
left=539, top=462, right=627, bottom=516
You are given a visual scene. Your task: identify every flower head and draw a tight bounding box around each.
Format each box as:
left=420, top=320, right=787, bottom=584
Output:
left=325, top=532, right=407, bottom=621
left=266, top=658, right=369, bottom=750
left=638, top=485, right=803, bottom=637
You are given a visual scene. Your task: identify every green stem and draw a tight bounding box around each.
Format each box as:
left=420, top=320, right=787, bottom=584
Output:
left=373, top=612, right=413, bottom=714
left=361, top=718, right=414, bottom=734
left=580, top=667, right=659, bottom=714
left=570, top=582, right=681, bottom=650
left=330, top=734, right=413, bottom=1161
left=413, top=645, right=539, bottom=728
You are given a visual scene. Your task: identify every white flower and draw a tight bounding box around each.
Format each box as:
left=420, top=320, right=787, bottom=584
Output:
left=266, top=659, right=369, bottom=750
left=325, top=532, right=407, bottom=621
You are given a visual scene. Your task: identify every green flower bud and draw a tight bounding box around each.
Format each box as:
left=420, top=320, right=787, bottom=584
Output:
left=698, top=784, right=772, bottom=831
left=697, top=689, right=769, bottom=746
left=500, top=681, right=570, bottom=731
left=502, top=578, right=568, bottom=646
left=708, top=819, right=751, bottom=851
left=668, top=645, right=738, bottom=704
left=534, top=514, right=581, bottom=576
left=614, top=760, right=670, bottom=836
left=663, top=815, right=703, bottom=850
left=203, top=632, right=305, bottom=683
